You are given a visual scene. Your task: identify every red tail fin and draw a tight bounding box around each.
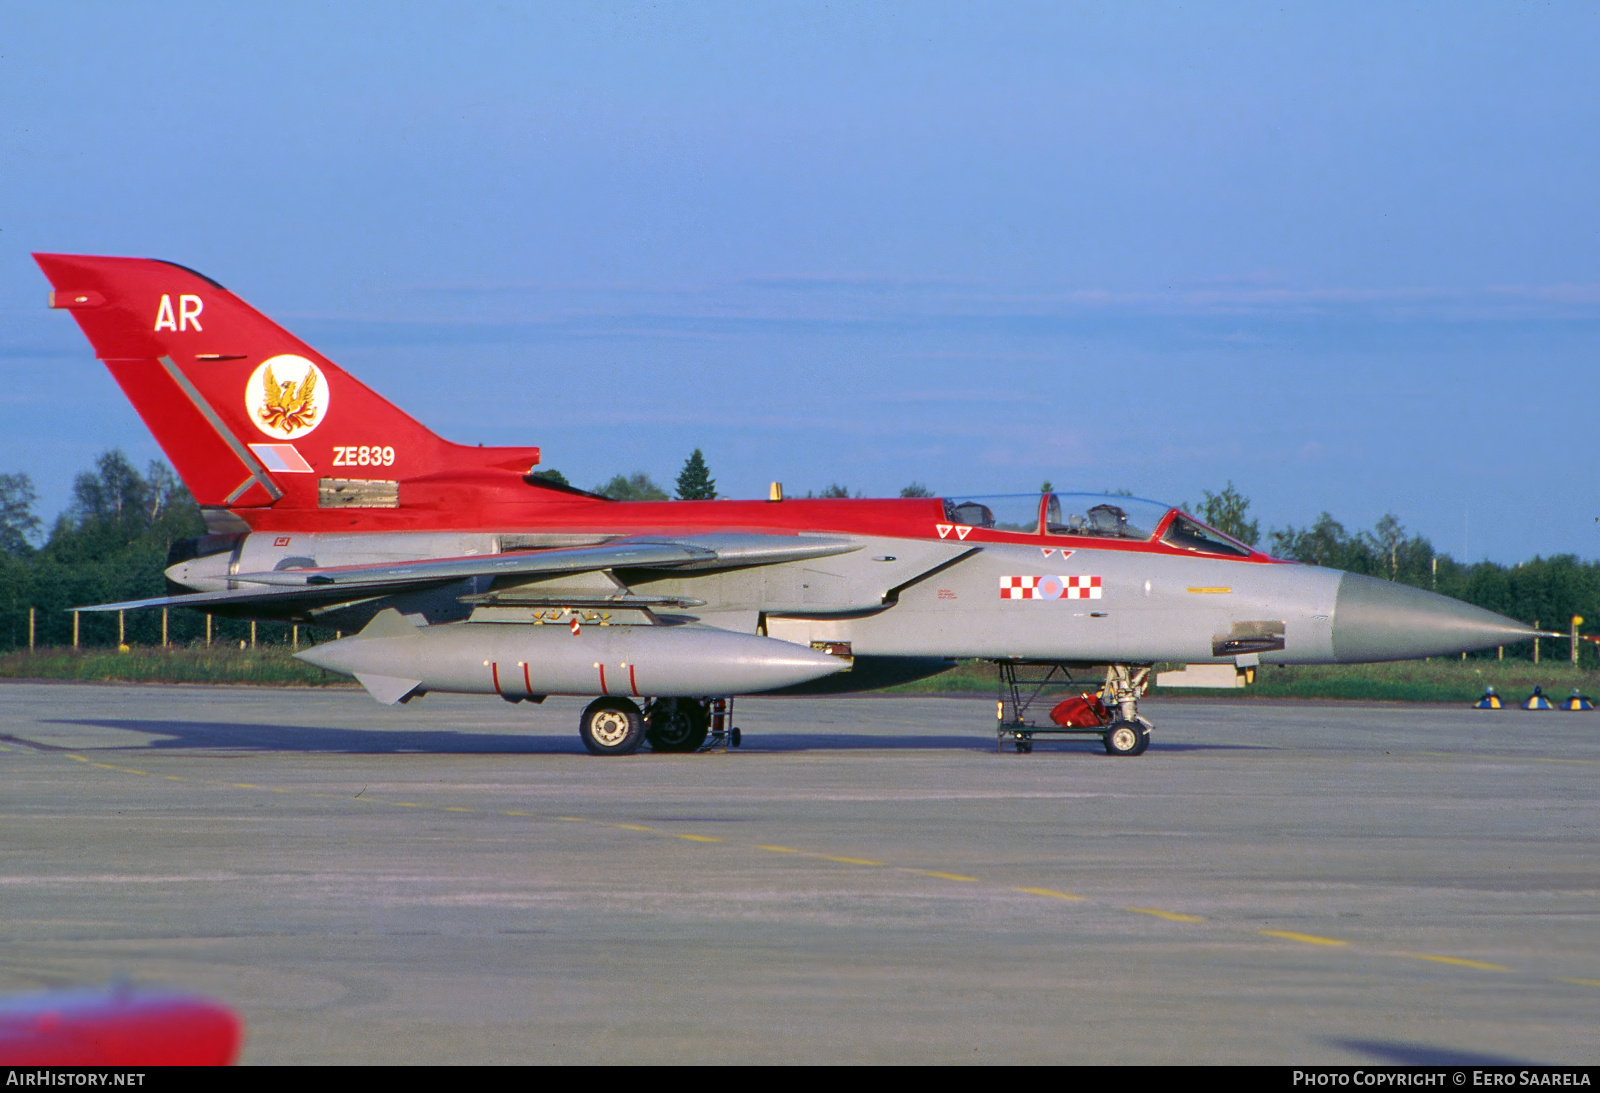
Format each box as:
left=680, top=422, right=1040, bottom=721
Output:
left=33, top=254, right=541, bottom=526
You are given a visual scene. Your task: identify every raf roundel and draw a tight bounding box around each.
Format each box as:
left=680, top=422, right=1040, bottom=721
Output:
left=245, top=354, right=329, bottom=439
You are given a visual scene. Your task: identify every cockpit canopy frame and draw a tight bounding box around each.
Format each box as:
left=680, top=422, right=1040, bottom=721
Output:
left=939, top=492, right=1256, bottom=557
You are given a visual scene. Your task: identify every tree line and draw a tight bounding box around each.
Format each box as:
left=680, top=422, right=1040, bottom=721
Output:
left=0, top=453, right=219, bottom=649
left=1, top=456, right=1595, bottom=662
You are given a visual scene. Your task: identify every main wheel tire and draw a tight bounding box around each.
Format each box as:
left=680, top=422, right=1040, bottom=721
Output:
left=645, top=698, right=709, bottom=753
left=580, top=697, right=645, bottom=756
left=1103, top=720, right=1149, bottom=756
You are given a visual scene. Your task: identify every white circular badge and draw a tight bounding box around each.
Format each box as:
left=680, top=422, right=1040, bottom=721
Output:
left=245, top=354, right=329, bottom=439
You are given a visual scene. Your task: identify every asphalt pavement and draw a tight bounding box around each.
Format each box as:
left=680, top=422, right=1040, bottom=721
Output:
left=1, top=681, right=1595, bottom=1064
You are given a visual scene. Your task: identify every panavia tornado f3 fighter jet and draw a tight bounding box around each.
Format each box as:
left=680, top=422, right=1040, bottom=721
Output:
left=35, top=253, right=1544, bottom=757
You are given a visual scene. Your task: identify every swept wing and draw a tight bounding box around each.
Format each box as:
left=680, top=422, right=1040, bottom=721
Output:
left=79, top=533, right=860, bottom=613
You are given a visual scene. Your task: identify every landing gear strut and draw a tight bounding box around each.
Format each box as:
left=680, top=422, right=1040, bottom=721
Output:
left=1098, top=664, right=1153, bottom=757
left=995, top=662, right=1153, bottom=756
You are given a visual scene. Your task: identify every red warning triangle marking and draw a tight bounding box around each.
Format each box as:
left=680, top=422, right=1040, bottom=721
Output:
left=955, top=525, right=972, bottom=540
left=936, top=524, right=953, bottom=538
left=1040, top=547, right=1055, bottom=557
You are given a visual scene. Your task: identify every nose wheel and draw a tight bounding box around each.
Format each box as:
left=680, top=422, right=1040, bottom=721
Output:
left=1103, top=720, right=1150, bottom=756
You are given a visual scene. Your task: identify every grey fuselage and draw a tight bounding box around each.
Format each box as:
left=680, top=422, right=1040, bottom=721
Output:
left=173, top=526, right=1536, bottom=698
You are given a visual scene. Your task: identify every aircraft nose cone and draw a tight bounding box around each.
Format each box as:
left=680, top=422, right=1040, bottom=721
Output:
left=1330, top=572, right=1543, bottom=662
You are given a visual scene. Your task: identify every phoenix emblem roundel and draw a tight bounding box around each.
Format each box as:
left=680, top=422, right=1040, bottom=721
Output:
left=246, top=354, right=329, bottom=439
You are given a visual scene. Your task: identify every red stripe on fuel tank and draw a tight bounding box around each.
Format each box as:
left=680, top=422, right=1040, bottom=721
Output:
left=598, top=663, right=609, bottom=695
left=491, top=661, right=501, bottom=695
left=523, top=662, right=532, bottom=697
left=628, top=663, right=639, bottom=696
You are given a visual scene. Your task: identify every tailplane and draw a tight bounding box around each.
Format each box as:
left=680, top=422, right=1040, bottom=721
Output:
left=34, top=254, right=545, bottom=526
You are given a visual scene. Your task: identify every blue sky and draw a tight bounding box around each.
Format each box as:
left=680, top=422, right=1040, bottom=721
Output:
left=2, top=3, right=1597, bottom=561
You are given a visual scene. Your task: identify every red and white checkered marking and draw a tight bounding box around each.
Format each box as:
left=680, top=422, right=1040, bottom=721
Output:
left=1062, top=575, right=1102, bottom=599
left=999, top=575, right=1102, bottom=600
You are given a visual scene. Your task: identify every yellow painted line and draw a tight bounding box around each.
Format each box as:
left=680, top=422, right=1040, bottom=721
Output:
left=1261, top=930, right=1349, bottom=947
left=49, top=749, right=1563, bottom=989
left=1187, top=587, right=1231, bottom=594
left=1399, top=952, right=1510, bottom=972
left=1013, top=886, right=1086, bottom=901
left=1126, top=907, right=1205, bottom=923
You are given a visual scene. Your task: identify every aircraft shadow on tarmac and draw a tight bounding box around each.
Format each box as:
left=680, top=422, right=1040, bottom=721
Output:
left=44, top=719, right=1256, bottom=756
left=47, top=719, right=595, bottom=754
left=1327, top=1038, right=1535, bottom=1066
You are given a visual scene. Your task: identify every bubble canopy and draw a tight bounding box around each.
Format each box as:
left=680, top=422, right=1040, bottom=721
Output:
left=939, top=492, right=1255, bottom=557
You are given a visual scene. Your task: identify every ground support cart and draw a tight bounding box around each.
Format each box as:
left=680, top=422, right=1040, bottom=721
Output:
left=994, top=661, right=1154, bottom=756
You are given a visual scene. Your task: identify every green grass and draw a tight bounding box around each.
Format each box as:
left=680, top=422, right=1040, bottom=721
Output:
left=0, top=645, right=351, bottom=686
left=1159, top=660, right=1596, bottom=703
left=884, top=658, right=1597, bottom=703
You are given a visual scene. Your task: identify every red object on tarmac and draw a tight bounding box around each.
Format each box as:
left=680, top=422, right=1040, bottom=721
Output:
left=1049, top=692, right=1109, bottom=729
left=0, top=986, right=243, bottom=1065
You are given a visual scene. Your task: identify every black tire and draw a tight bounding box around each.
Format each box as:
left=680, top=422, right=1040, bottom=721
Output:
left=1103, top=720, right=1149, bottom=756
left=730, top=727, right=742, bottom=748
left=645, top=698, right=709, bottom=753
left=580, top=697, right=645, bottom=756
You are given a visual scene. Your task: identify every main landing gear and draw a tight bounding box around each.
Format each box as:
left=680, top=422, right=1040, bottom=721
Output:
left=995, top=662, right=1153, bottom=757
left=579, top=697, right=646, bottom=756
left=577, top=696, right=742, bottom=756
left=645, top=697, right=709, bottom=753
